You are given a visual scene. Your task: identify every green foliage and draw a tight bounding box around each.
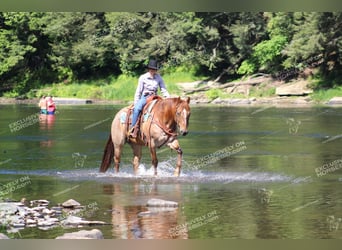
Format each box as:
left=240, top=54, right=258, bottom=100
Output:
left=237, top=12, right=291, bottom=75
left=33, top=72, right=184, bottom=101
left=205, top=89, right=223, bottom=101
left=249, top=85, right=276, bottom=97
left=283, top=13, right=324, bottom=66
left=253, top=35, right=287, bottom=66
left=237, top=60, right=256, bottom=75
left=0, top=13, right=38, bottom=94
left=265, top=12, right=294, bottom=38
left=282, top=12, right=342, bottom=81
left=1, top=12, right=342, bottom=97
left=237, top=35, right=287, bottom=74
left=311, top=86, right=342, bottom=102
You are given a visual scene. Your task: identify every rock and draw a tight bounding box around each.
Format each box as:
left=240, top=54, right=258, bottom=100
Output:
left=61, top=215, right=107, bottom=227
left=37, top=219, right=55, bottom=227
left=50, top=206, right=62, bottom=211
left=0, top=233, right=9, bottom=239
left=229, top=99, right=251, bottom=105
left=137, top=211, right=158, bottom=217
left=327, top=97, right=342, bottom=105
left=177, top=81, right=204, bottom=91
left=30, top=200, right=49, bottom=206
left=0, top=202, right=22, bottom=214
left=56, top=229, right=104, bottom=239
left=276, top=81, right=313, bottom=96
left=26, top=218, right=37, bottom=225
left=42, top=208, right=54, bottom=215
left=32, top=206, right=45, bottom=212
left=0, top=199, right=107, bottom=233
left=18, top=198, right=28, bottom=206
left=211, top=98, right=251, bottom=105
left=11, top=223, right=25, bottom=228
left=147, top=206, right=178, bottom=213
left=211, top=97, right=222, bottom=104
left=62, top=199, right=81, bottom=208
left=60, top=215, right=83, bottom=225
left=146, top=198, right=178, bottom=207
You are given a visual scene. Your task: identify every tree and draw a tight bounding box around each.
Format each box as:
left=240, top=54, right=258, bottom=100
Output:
left=41, top=12, right=116, bottom=81
left=205, top=12, right=267, bottom=80
left=140, top=12, right=216, bottom=72
left=237, top=12, right=292, bottom=75
left=1, top=12, right=342, bottom=96
left=282, top=12, right=342, bottom=85
left=105, top=12, right=151, bottom=75
left=0, top=12, right=43, bottom=94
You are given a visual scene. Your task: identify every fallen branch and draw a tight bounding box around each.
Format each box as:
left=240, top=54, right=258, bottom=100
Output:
left=184, top=75, right=271, bottom=94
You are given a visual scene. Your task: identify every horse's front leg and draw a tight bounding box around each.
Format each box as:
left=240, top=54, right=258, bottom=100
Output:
left=149, top=147, right=158, bottom=176
left=168, top=139, right=182, bottom=177
left=131, top=144, right=142, bottom=175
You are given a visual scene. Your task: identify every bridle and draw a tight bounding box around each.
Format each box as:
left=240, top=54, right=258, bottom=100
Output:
left=145, top=99, right=189, bottom=149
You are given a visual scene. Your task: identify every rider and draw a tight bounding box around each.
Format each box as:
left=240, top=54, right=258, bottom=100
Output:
left=129, top=59, right=170, bottom=137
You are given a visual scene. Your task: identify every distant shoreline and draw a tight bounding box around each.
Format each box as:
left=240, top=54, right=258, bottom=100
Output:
left=1, top=96, right=342, bottom=108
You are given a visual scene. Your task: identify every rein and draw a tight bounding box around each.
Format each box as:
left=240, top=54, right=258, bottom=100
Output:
left=152, top=116, right=178, bottom=137
left=145, top=99, right=179, bottom=148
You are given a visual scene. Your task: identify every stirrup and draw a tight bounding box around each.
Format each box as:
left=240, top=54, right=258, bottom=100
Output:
left=128, top=126, right=139, bottom=138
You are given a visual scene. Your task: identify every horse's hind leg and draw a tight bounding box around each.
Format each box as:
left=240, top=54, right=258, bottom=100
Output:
left=168, top=139, right=182, bottom=177
left=130, top=144, right=142, bottom=175
left=114, top=144, right=123, bottom=173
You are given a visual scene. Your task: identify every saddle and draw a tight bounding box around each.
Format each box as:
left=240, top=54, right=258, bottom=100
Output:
left=126, top=95, right=162, bottom=144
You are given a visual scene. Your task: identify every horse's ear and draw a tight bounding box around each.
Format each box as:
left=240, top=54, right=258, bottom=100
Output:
left=185, top=96, right=190, bottom=104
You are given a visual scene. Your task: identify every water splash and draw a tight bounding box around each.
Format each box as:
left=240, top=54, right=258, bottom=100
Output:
left=0, top=160, right=294, bottom=184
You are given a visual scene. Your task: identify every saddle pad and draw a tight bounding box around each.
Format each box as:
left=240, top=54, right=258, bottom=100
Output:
left=143, top=99, right=158, bottom=122
left=120, top=112, right=133, bottom=124
left=120, top=99, right=158, bottom=124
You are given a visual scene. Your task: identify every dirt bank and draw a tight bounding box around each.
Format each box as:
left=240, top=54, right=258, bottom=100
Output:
left=178, top=76, right=342, bottom=107
left=1, top=76, right=342, bottom=108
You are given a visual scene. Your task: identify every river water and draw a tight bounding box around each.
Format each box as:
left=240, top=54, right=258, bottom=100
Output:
left=0, top=104, right=341, bottom=239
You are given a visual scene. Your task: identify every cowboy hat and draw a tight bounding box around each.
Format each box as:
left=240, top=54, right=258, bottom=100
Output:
left=147, top=59, right=159, bottom=70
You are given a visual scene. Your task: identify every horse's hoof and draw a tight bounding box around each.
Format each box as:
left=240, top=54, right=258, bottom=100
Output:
left=173, top=171, right=180, bottom=177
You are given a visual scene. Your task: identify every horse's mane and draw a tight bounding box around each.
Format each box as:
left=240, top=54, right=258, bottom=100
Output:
left=152, top=97, right=181, bottom=123
left=161, top=97, right=187, bottom=106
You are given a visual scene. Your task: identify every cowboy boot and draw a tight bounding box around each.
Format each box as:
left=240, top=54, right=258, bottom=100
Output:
left=128, top=125, right=139, bottom=138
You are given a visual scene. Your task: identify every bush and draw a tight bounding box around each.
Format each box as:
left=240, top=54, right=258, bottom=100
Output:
left=32, top=71, right=188, bottom=102
left=205, top=89, right=222, bottom=101
left=311, top=86, right=342, bottom=102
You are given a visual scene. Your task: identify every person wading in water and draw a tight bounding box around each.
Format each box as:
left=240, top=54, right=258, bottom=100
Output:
left=38, top=95, right=47, bottom=114
left=129, top=59, right=170, bottom=138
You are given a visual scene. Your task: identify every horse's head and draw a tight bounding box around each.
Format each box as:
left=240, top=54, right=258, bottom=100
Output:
left=175, top=97, right=191, bottom=136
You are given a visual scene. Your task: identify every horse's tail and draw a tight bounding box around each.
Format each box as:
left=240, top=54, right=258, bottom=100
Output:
left=99, top=133, right=114, bottom=172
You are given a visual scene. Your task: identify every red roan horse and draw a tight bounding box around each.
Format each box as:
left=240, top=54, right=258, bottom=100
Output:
left=99, top=97, right=191, bottom=176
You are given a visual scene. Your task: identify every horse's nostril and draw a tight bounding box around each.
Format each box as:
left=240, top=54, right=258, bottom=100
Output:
left=182, top=131, right=188, bottom=136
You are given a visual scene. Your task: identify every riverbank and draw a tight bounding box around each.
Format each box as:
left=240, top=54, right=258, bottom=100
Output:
left=1, top=76, right=342, bottom=107
left=177, top=75, right=342, bottom=107
left=1, top=95, right=342, bottom=108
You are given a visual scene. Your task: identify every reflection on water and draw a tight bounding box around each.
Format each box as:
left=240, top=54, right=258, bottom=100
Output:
left=39, top=113, right=56, bottom=131
left=103, top=182, right=187, bottom=239
left=39, top=113, right=56, bottom=148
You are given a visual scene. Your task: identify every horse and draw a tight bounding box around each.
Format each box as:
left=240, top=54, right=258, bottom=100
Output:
left=99, top=96, right=191, bottom=177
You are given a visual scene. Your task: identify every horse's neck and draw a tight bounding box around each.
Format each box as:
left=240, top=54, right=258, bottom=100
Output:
left=156, top=99, right=178, bottom=128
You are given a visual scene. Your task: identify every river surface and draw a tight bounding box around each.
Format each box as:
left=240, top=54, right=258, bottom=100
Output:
left=0, top=104, right=341, bottom=239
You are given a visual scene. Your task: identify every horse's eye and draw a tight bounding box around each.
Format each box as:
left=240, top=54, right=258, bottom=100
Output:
left=176, top=112, right=181, bottom=116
